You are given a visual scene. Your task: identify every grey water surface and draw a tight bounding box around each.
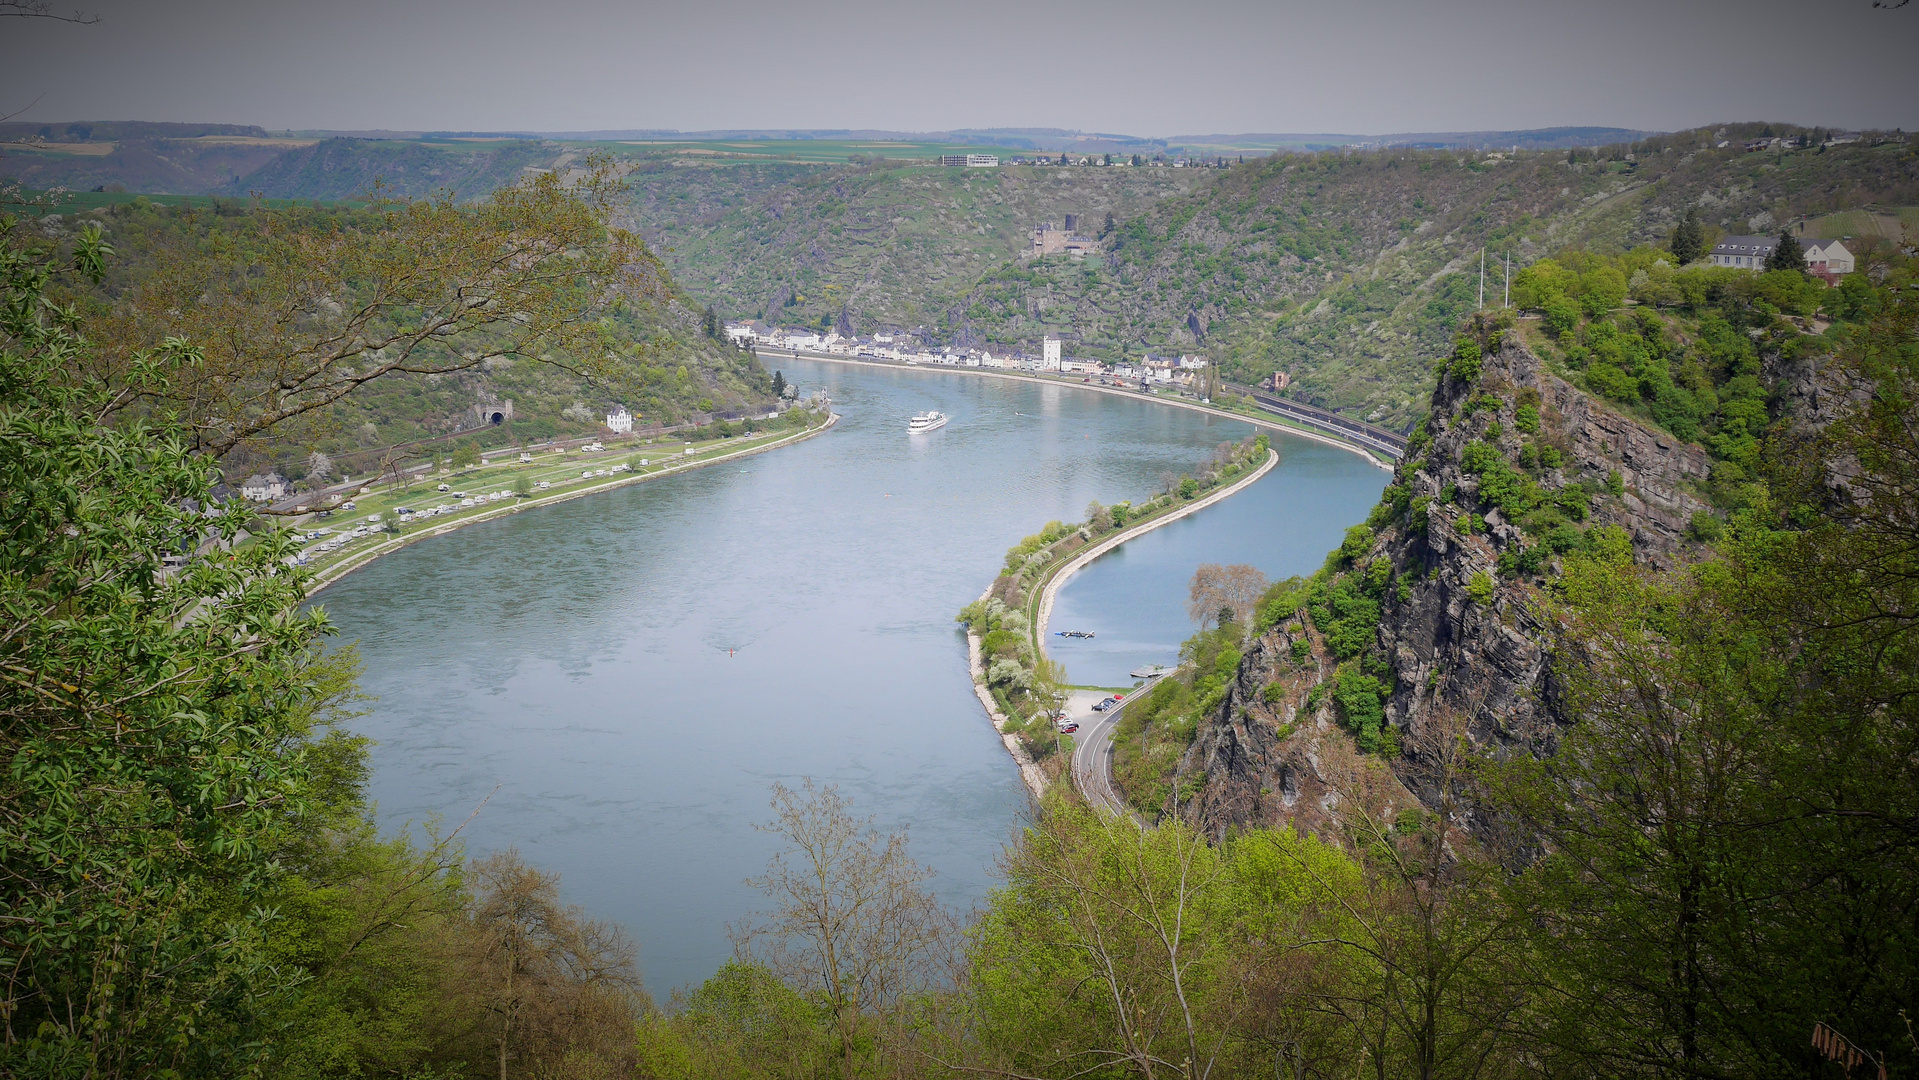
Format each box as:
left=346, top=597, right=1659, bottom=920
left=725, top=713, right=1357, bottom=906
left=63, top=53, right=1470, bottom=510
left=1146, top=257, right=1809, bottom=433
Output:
left=312, top=359, right=1387, bottom=993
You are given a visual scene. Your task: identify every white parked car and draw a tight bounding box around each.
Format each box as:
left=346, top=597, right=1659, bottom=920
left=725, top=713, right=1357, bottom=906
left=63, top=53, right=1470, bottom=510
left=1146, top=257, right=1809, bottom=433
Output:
left=518, top=453, right=533, bottom=464
left=536, top=481, right=551, bottom=489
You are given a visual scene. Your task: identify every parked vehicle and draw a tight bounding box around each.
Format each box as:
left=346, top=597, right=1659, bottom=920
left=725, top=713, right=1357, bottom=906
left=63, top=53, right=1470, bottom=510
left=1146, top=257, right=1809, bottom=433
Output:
left=1054, top=716, right=1079, bottom=733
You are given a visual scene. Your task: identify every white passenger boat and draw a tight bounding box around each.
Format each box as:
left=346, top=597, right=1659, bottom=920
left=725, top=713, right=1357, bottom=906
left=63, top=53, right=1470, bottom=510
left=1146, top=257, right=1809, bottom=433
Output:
left=908, top=410, right=948, bottom=433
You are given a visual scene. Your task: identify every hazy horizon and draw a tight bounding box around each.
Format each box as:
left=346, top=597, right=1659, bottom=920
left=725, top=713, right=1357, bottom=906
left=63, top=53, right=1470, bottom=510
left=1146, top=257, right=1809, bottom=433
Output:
left=4, top=0, right=1916, bottom=136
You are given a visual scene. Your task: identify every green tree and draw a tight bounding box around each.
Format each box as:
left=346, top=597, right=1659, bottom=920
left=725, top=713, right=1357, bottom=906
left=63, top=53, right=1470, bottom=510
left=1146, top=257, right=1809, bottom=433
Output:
left=1669, top=207, right=1705, bottom=265
left=771, top=369, right=786, bottom=398
left=703, top=304, right=721, bottom=339
left=1765, top=228, right=1807, bottom=273
left=1489, top=288, right=1919, bottom=1077
left=451, top=439, right=481, bottom=470
left=0, top=218, right=354, bottom=1076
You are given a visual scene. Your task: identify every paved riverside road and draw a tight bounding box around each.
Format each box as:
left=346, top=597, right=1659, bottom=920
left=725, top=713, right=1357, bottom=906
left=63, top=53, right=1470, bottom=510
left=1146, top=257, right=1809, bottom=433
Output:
left=1069, top=678, right=1165, bottom=823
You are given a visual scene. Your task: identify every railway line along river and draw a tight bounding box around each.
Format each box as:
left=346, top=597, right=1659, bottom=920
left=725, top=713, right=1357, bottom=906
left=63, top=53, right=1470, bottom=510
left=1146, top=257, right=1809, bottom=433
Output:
left=315, top=357, right=1387, bottom=992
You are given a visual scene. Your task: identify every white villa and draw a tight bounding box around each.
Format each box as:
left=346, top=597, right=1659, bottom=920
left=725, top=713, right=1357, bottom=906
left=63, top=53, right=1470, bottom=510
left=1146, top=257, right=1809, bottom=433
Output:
left=240, top=472, right=290, bottom=502
left=605, top=405, right=634, bottom=434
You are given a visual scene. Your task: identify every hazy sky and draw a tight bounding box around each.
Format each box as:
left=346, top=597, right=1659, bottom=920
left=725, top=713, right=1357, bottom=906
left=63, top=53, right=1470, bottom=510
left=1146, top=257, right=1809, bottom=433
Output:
left=4, top=0, right=1916, bottom=136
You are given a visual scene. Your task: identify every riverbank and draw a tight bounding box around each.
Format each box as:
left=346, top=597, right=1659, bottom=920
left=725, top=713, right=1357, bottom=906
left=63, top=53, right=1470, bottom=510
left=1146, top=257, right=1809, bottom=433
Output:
left=303, top=413, right=839, bottom=595
left=1034, top=446, right=1279, bottom=659
left=761, top=348, right=1395, bottom=472
left=964, top=587, right=1051, bottom=801
left=956, top=440, right=1279, bottom=799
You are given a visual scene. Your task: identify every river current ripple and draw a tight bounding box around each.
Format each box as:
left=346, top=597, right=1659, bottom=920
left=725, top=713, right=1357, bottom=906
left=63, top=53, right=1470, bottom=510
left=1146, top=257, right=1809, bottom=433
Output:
left=314, top=359, right=1386, bottom=992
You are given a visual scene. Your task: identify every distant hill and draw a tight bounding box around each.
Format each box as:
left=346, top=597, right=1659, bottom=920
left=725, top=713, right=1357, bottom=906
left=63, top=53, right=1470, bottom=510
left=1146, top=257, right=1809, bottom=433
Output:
left=220, top=137, right=559, bottom=201
left=10, top=120, right=1913, bottom=431
left=0, top=120, right=270, bottom=141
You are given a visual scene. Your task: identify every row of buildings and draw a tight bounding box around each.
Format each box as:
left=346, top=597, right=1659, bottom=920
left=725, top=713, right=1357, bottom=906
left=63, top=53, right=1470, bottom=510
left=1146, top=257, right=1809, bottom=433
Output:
left=1706, top=235, right=1856, bottom=282
left=729, top=322, right=1210, bottom=386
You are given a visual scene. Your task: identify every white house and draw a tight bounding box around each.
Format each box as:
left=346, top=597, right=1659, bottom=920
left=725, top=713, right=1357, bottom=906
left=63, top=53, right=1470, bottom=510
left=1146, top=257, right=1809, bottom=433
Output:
left=1041, top=335, right=1063, bottom=371
left=1708, top=236, right=1853, bottom=276
left=605, top=405, right=634, bottom=434
left=240, top=472, right=290, bottom=502
left=723, top=322, right=758, bottom=344
left=1801, top=238, right=1856, bottom=278
left=981, top=351, right=1008, bottom=368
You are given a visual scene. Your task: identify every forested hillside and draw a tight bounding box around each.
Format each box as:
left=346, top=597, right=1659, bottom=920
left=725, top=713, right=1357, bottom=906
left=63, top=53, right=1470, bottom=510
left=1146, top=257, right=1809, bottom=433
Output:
left=632, top=123, right=1913, bottom=429
left=28, top=166, right=773, bottom=482
left=223, top=137, right=567, bottom=201
left=621, top=160, right=1197, bottom=333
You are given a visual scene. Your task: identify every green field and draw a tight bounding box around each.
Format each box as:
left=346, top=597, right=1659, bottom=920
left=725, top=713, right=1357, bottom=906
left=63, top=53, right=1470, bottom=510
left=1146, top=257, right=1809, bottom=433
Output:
left=1801, top=205, right=1919, bottom=240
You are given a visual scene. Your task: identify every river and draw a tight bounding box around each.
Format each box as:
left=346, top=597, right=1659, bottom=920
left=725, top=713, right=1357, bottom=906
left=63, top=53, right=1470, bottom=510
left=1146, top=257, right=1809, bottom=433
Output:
left=313, top=358, right=1387, bottom=992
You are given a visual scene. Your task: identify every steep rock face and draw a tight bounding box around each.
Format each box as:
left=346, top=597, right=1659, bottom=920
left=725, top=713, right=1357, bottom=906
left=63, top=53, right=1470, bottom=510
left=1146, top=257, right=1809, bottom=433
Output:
left=1180, top=331, right=1712, bottom=838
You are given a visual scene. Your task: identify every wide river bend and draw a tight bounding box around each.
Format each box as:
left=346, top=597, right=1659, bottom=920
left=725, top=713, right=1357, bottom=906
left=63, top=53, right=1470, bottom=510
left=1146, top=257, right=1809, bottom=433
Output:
left=315, top=358, right=1387, bottom=992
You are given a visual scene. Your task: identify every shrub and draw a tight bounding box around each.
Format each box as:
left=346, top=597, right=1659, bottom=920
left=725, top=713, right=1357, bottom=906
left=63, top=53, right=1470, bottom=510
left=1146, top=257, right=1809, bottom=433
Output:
left=1335, top=524, right=1375, bottom=566
left=1515, top=403, right=1541, bottom=433
left=1466, top=571, right=1496, bottom=604
left=1448, top=339, right=1483, bottom=382
left=1333, top=669, right=1388, bottom=753
left=1688, top=510, right=1725, bottom=542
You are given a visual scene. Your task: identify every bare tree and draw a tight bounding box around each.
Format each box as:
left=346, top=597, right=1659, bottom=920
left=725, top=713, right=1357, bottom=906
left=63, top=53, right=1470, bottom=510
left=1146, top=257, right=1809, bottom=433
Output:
left=462, top=850, right=645, bottom=1080
left=1187, top=563, right=1269, bottom=630
left=736, top=780, right=957, bottom=1080
left=1286, top=706, right=1525, bottom=1080
left=1086, top=499, right=1115, bottom=535
left=0, top=1, right=98, bottom=23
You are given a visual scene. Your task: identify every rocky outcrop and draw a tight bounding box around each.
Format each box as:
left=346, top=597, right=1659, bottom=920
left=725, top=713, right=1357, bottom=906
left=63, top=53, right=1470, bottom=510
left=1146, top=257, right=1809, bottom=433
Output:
left=1179, top=327, right=1715, bottom=840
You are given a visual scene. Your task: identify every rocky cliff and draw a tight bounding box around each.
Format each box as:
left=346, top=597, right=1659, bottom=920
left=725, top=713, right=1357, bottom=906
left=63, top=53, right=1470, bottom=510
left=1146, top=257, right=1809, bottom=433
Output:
left=1177, top=318, right=1715, bottom=838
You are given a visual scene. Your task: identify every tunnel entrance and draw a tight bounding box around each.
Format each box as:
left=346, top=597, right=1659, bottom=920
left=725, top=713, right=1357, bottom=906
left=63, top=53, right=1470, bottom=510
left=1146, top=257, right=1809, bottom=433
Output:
left=489, top=412, right=505, bottom=425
